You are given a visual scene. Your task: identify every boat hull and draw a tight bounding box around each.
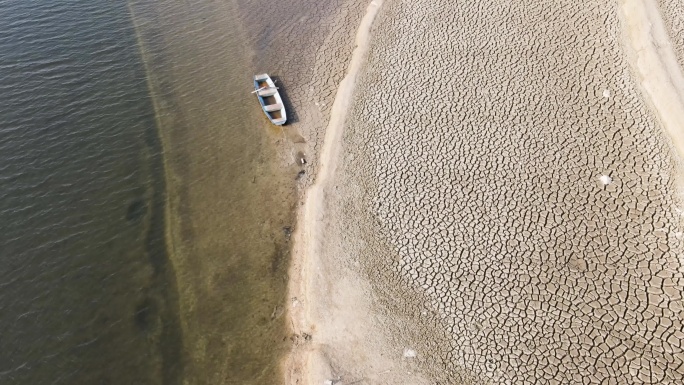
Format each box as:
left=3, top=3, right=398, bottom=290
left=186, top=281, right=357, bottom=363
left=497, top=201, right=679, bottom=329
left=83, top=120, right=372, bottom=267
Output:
left=254, top=74, right=287, bottom=125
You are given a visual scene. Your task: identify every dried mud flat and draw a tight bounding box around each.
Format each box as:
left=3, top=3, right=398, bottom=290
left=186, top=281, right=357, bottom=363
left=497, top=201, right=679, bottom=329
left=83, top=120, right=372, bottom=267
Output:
left=292, top=0, right=684, bottom=384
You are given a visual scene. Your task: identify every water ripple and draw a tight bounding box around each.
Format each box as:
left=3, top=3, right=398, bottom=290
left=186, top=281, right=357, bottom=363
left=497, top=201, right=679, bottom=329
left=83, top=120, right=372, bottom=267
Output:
left=0, top=0, right=176, bottom=383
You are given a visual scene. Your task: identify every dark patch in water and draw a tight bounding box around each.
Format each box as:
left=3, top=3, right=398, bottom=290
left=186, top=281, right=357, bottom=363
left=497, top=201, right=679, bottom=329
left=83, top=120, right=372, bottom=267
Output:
left=134, top=298, right=157, bottom=332
left=126, top=198, right=147, bottom=222
left=144, top=123, right=160, bottom=150
left=270, top=243, right=288, bottom=275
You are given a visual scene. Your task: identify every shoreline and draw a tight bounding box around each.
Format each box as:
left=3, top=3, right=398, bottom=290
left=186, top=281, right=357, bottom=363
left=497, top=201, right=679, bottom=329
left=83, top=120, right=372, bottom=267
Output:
left=285, top=1, right=384, bottom=382
left=285, top=1, right=435, bottom=384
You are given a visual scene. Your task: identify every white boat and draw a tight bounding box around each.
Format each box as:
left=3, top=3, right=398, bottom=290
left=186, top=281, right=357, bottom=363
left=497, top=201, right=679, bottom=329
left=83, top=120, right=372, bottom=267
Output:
left=253, top=73, right=287, bottom=125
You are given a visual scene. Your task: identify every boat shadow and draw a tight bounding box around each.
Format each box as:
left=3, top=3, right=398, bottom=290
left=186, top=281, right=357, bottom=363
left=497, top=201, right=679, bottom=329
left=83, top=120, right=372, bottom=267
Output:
left=270, top=75, right=298, bottom=125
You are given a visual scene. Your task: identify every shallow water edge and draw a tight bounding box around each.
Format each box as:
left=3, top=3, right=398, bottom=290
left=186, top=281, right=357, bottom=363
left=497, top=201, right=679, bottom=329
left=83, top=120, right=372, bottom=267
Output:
left=127, top=0, right=300, bottom=383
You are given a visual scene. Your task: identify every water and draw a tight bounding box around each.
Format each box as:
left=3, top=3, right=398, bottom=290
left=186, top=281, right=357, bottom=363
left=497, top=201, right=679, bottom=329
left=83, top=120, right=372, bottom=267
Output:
left=0, top=0, right=300, bottom=383
left=1, top=0, right=184, bottom=383
left=127, top=0, right=298, bottom=382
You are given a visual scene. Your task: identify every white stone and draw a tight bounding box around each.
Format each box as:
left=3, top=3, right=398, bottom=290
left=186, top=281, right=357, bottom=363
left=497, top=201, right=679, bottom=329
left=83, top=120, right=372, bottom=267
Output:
left=403, top=348, right=417, bottom=358
left=599, top=175, right=612, bottom=185
left=603, top=89, right=611, bottom=98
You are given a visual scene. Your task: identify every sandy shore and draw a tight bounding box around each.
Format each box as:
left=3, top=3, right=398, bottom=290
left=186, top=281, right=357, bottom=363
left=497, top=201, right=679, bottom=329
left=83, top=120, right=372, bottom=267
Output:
left=286, top=2, right=435, bottom=384
left=290, top=0, right=684, bottom=384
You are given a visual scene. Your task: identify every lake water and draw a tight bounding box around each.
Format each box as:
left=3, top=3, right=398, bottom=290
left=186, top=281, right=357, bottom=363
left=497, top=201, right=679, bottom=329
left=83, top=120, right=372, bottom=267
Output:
left=0, top=0, right=295, bottom=384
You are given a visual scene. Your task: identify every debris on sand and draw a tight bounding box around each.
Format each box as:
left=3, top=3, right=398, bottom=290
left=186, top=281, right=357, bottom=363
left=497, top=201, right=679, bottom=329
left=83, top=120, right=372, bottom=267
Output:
left=599, top=174, right=612, bottom=185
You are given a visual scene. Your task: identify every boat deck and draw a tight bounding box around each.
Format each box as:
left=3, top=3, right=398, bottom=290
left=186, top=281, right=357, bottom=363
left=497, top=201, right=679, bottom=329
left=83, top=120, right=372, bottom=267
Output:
left=254, top=74, right=286, bottom=125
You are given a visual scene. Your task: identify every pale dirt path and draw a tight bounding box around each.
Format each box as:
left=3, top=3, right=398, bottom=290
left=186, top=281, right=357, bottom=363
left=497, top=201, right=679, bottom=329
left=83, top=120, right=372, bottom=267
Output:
left=285, top=1, right=432, bottom=384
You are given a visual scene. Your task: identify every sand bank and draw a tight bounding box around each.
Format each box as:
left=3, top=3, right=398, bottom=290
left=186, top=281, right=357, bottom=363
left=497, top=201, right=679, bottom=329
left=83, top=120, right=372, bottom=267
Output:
left=292, top=0, right=684, bottom=384
left=287, top=1, right=437, bottom=384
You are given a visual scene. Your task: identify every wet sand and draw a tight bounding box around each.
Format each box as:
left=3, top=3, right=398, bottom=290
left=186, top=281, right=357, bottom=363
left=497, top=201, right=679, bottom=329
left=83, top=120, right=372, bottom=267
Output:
left=291, top=0, right=684, bottom=384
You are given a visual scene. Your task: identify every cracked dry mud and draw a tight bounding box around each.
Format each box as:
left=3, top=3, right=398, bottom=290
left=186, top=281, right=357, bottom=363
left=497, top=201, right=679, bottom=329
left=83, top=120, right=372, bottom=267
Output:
left=326, top=0, right=684, bottom=383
